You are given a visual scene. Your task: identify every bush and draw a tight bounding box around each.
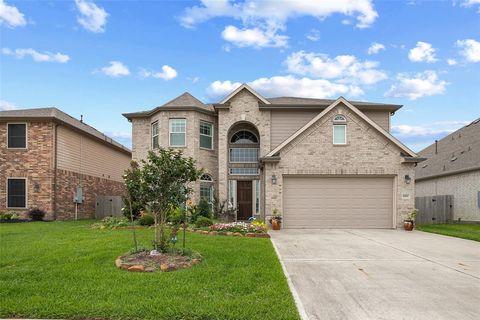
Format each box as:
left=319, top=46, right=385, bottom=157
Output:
left=27, top=208, right=46, bottom=221
left=138, top=214, right=155, bottom=226
left=0, top=211, right=19, bottom=220
left=92, top=216, right=129, bottom=229
left=210, top=222, right=267, bottom=234
left=195, top=216, right=213, bottom=228
left=197, top=198, right=212, bottom=220
left=121, top=197, right=143, bottom=220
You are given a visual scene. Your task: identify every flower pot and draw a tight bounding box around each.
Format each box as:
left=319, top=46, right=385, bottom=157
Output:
left=403, top=220, right=414, bottom=231
left=271, top=219, right=281, bottom=230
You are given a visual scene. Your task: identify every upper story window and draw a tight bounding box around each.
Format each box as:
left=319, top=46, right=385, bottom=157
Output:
left=7, top=178, right=27, bottom=208
left=199, top=121, right=213, bottom=150
left=229, top=148, right=259, bottom=163
left=333, top=125, right=347, bottom=145
left=151, top=121, right=159, bottom=149
left=169, top=118, right=186, bottom=147
left=230, top=130, right=258, bottom=144
left=7, top=123, right=27, bottom=149
left=333, top=114, right=347, bottom=123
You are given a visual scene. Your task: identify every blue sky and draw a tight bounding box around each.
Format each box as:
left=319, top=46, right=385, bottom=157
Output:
left=1, top=0, right=479, bottom=151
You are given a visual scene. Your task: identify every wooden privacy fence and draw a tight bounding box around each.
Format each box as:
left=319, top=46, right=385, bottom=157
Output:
left=95, top=196, right=123, bottom=219
left=415, top=195, right=453, bottom=224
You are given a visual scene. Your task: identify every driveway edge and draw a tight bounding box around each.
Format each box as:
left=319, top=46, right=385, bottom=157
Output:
left=270, top=236, right=309, bottom=320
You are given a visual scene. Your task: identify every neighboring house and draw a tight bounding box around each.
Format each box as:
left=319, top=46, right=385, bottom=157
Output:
left=0, top=108, right=132, bottom=220
left=124, top=84, right=423, bottom=228
left=415, top=118, right=480, bottom=222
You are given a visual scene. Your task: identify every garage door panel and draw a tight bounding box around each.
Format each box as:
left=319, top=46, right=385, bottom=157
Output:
left=283, top=176, right=394, bottom=229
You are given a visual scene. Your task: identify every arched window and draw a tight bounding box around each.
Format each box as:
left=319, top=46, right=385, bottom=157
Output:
left=200, top=173, right=213, bottom=182
left=200, top=173, right=214, bottom=203
left=333, top=114, right=346, bottom=122
left=230, top=130, right=258, bottom=144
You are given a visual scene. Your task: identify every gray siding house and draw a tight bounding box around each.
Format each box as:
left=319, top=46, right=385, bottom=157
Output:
left=415, top=118, right=480, bottom=222
left=124, top=84, right=423, bottom=228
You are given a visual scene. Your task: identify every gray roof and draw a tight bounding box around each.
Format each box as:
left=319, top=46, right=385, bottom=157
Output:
left=123, top=92, right=214, bottom=119
left=0, top=107, right=131, bottom=154
left=267, top=96, right=402, bottom=109
left=415, top=118, right=480, bottom=180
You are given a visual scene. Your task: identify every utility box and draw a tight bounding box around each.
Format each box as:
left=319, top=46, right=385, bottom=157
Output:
left=73, top=187, right=83, bottom=204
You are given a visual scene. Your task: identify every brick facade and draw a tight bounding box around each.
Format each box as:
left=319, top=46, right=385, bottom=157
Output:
left=0, top=120, right=130, bottom=220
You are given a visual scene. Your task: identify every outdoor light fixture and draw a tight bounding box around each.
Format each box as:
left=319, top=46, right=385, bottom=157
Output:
left=271, top=175, right=277, bottom=185
left=404, top=175, right=412, bottom=184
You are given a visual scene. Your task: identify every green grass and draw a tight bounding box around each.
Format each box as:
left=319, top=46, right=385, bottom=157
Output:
left=416, top=223, right=480, bottom=242
left=0, top=220, right=299, bottom=320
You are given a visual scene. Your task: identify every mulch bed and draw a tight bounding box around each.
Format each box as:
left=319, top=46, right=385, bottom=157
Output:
left=115, top=251, right=201, bottom=272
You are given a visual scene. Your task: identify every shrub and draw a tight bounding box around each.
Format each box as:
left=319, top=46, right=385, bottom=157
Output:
left=138, top=214, right=155, bottom=226
left=121, top=196, right=143, bottom=220
left=252, top=219, right=267, bottom=232
left=27, top=208, right=46, bottom=221
left=0, top=211, right=19, bottom=220
left=196, top=198, right=212, bottom=220
left=92, top=216, right=129, bottom=229
left=210, top=222, right=267, bottom=234
left=195, top=216, right=213, bottom=228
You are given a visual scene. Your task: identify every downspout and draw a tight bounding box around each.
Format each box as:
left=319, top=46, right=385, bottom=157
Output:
left=53, top=123, right=58, bottom=220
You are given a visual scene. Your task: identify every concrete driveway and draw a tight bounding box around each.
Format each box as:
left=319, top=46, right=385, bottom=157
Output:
left=270, top=229, right=480, bottom=320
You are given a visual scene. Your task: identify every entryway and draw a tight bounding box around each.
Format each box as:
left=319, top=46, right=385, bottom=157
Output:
left=237, top=180, right=252, bottom=220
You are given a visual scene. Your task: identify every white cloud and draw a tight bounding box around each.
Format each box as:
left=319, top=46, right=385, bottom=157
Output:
left=100, top=61, right=130, bottom=77
left=285, top=51, right=388, bottom=85
left=221, top=25, right=288, bottom=48
left=367, top=42, right=385, bottom=55
left=385, top=71, right=448, bottom=100
left=140, top=65, right=178, bottom=80
left=75, top=0, right=108, bottom=33
left=408, top=41, right=438, bottom=63
left=461, top=0, right=480, bottom=12
left=456, top=39, right=480, bottom=62
left=0, top=99, right=19, bottom=111
left=2, top=48, right=70, bottom=63
left=207, top=76, right=363, bottom=100
left=0, top=0, right=26, bottom=28
left=180, top=0, right=377, bottom=48
left=447, top=59, right=457, bottom=65
left=306, top=29, right=320, bottom=42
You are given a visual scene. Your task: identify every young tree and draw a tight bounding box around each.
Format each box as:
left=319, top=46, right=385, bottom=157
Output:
left=123, top=160, right=143, bottom=252
left=140, top=149, right=201, bottom=252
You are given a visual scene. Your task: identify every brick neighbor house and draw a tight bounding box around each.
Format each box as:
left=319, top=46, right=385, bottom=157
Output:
left=0, top=107, right=132, bottom=220
left=124, top=84, right=424, bottom=229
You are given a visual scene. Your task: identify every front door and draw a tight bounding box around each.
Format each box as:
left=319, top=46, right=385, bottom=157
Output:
left=237, top=180, right=252, bottom=220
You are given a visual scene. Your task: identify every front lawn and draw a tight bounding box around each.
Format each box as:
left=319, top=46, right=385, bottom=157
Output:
left=416, top=223, right=480, bottom=242
left=0, top=220, right=299, bottom=320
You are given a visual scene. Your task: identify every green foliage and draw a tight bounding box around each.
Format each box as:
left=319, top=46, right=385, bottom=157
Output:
left=417, top=224, right=480, bottom=242
left=123, top=161, right=144, bottom=219
left=0, top=211, right=19, bottom=220
left=91, top=217, right=129, bottom=229
left=196, top=198, right=212, bottom=220
left=27, top=208, right=46, bottom=221
left=138, top=214, right=155, bottom=226
left=252, top=219, right=268, bottom=231
left=195, top=216, right=213, bottom=228
left=406, top=209, right=417, bottom=222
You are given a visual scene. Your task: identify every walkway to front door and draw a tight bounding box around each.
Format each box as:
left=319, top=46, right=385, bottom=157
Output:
left=237, top=180, right=252, bottom=220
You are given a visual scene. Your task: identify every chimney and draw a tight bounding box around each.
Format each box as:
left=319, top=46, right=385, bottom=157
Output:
left=80, top=115, right=83, bottom=123
left=435, top=140, right=438, bottom=154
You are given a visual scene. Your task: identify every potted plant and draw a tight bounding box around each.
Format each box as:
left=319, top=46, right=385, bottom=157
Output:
left=268, top=208, right=282, bottom=231
left=403, top=209, right=417, bottom=231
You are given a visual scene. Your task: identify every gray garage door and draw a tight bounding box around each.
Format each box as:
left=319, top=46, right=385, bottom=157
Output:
left=283, top=176, right=394, bottom=228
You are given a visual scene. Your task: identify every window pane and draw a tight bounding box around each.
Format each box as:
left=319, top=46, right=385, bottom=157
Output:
left=200, top=183, right=212, bottom=201
left=200, top=135, right=212, bottom=149
left=8, top=124, right=26, bottom=148
left=170, top=119, right=186, bottom=133
left=170, top=133, right=185, bottom=146
left=152, top=136, right=159, bottom=149
left=229, top=148, right=258, bottom=162
left=200, top=122, right=212, bottom=136
left=229, top=168, right=259, bottom=175
left=333, top=125, right=346, bottom=144
left=7, top=179, right=26, bottom=208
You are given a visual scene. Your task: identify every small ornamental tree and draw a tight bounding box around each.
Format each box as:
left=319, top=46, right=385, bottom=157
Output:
left=139, top=149, right=201, bottom=252
left=124, top=160, right=143, bottom=252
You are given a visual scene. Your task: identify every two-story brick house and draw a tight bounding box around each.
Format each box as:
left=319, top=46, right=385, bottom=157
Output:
left=124, top=84, right=423, bottom=228
left=0, top=107, right=132, bottom=220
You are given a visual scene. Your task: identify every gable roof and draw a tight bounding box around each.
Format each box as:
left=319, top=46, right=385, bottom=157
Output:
left=415, top=118, right=480, bottom=180
left=219, top=83, right=271, bottom=105
left=265, top=97, right=417, bottom=158
left=0, top=107, right=131, bottom=155
left=123, top=92, right=215, bottom=119
left=265, top=96, right=402, bottom=111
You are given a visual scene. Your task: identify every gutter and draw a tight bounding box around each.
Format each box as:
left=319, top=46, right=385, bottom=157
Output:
left=416, top=166, right=480, bottom=182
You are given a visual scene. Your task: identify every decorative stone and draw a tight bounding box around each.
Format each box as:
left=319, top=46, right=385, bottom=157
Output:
left=191, top=258, right=201, bottom=265
left=225, top=232, right=233, bottom=236
left=150, top=250, right=160, bottom=256
left=209, top=231, right=218, bottom=235
left=127, top=265, right=145, bottom=272
left=245, top=233, right=256, bottom=237
left=115, top=257, right=123, bottom=268
left=201, top=230, right=209, bottom=234
left=255, top=233, right=270, bottom=238
left=144, top=267, right=155, bottom=272
left=233, top=232, right=243, bottom=237
left=160, top=263, right=175, bottom=272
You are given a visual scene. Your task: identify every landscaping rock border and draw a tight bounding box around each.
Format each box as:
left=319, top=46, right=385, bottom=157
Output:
left=115, top=252, right=201, bottom=273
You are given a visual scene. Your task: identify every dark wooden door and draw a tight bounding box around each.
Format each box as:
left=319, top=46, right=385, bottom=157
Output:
left=237, top=181, right=252, bottom=220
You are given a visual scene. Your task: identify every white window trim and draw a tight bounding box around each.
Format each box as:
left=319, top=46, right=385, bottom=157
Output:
left=229, top=148, right=259, bottom=163
left=228, top=180, right=237, bottom=209
left=6, top=177, right=28, bottom=209
left=333, top=124, right=347, bottom=145
left=199, top=120, right=214, bottom=150
left=151, top=121, right=159, bottom=149
left=169, top=118, right=187, bottom=147
left=7, top=122, right=28, bottom=150
left=229, top=168, right=260, bottom=176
